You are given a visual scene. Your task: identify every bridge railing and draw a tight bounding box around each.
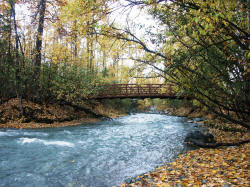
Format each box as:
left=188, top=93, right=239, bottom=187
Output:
left=92, top=84, right=175, bottom=99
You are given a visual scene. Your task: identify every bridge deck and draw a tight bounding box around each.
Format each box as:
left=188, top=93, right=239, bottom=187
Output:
left=90, top=84, right=187, bottom=99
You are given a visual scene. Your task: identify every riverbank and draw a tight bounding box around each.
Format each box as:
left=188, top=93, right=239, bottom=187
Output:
left=0, top=98, right=125, bottom=129
left=120, top=119, right=250, bottom=186
left=118, top=100, right=250, bottom=186
left=161, top=106, right=215, bottom=120
left=121, top=143, right=249, bottom=186
left=0, top=98, right=208, bottom=129
left=0, top=118, right=100, bottom=129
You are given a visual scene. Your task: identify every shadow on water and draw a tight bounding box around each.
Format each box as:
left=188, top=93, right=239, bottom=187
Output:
left=0, top=113, right=199, bottom=187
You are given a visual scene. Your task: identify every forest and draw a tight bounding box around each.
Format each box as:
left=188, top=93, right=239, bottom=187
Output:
left=0, top=0, right=249, bottom=186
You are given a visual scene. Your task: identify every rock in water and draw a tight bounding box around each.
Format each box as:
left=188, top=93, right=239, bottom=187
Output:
left=184, top=130, right=215, bottom=144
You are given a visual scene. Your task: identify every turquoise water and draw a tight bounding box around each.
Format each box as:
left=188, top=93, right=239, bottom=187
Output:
left=0, top=113, right=198, bottom=187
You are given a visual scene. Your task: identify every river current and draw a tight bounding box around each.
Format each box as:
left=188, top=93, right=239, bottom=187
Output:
left=0, top=113, right=199, bottom=187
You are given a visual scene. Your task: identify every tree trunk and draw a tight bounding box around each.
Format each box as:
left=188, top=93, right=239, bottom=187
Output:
left=102, top=47, right=107, bottom=77
left=87, top=40, right=94, bottom=73
left=9, top=0, right=23, bottom=116
left=72, top=20, right=78, bottom=63
left=34, top=0, right=47, bottom=85
left=86, top=19, right=95, bottom=76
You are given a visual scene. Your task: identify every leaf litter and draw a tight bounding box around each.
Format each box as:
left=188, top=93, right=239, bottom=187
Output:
left=119, top=121, right=250, bottom=186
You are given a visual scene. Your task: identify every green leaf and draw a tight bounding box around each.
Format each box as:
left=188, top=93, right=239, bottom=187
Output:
left=194, top=17, right=199, bottom=23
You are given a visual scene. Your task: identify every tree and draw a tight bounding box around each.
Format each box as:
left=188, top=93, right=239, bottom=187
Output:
left=34, top=0, right=47, bottom=84
left=0, top=1, right=13, bottom=101
left=105, top=0, right=249, bottom=128
left=8, top=0, right=24, bottom=114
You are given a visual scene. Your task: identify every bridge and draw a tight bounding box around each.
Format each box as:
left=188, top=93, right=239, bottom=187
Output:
left=91, top=84, right=188, bottom=99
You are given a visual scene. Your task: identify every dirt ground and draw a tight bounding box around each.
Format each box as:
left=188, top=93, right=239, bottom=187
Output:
left=0, top=98, right=100, bottom=128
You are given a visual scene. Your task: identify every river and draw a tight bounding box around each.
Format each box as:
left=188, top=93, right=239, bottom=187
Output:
left=0, top=113, right=199, bottom=187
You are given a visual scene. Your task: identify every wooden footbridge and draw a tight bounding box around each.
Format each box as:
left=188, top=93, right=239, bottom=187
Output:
left=91, top=84, right=188, bottom=99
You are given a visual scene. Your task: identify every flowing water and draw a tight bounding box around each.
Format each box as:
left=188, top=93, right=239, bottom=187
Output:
left=0, top=113, right=199, bottom=187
